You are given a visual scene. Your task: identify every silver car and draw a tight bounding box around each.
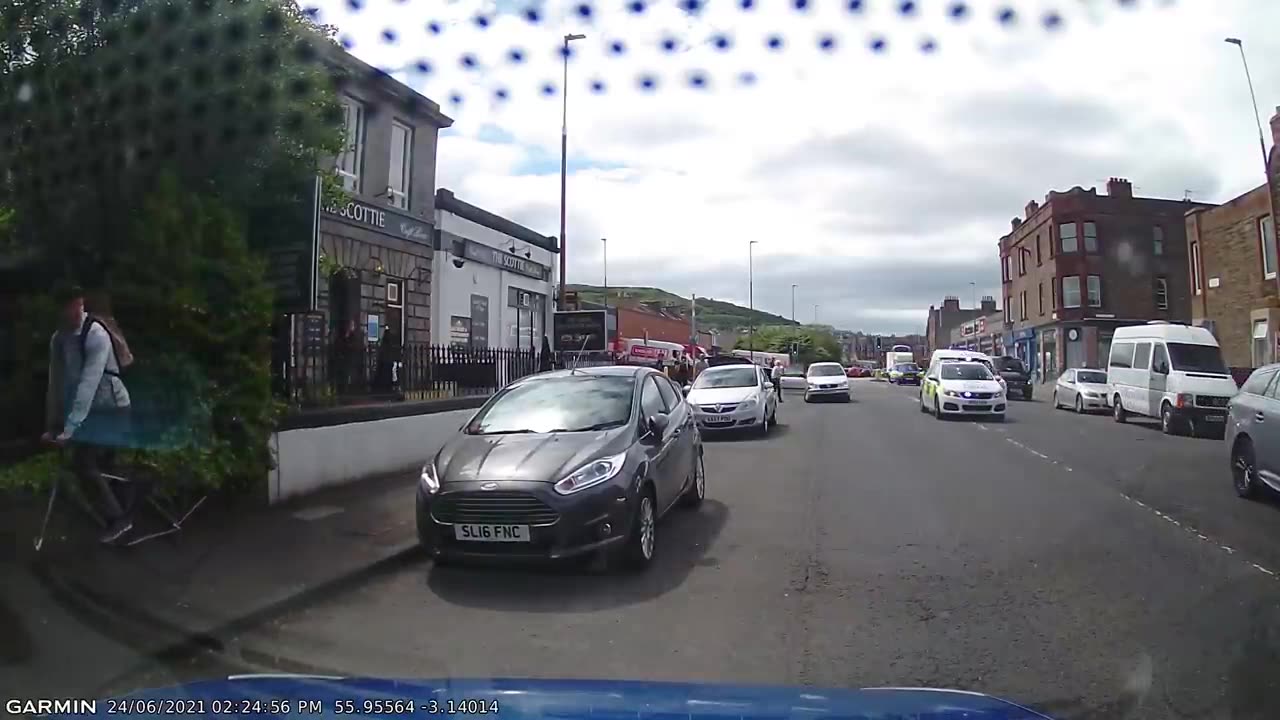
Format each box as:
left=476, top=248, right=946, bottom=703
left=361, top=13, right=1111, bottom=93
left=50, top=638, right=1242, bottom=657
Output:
left=1052, top=368, right=1110, bottom=413
left=1227, top=364, right=1280, bottom=498
left=685, top=364, right=779, bottom=435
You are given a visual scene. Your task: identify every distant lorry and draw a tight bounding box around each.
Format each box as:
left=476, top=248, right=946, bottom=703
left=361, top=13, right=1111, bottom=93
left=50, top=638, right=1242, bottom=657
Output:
left=885, top=345, right=915, bottom=371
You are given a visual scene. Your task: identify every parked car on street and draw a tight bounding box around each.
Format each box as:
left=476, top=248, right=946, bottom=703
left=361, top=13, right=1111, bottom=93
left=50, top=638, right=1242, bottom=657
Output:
left=888, top=362, right=922, bottom=385
left=1052, top=368, right=1109, bottom=413
left=685, top=364, right=778, bottom=436
left=1228, top=364, right=1280, bottom=499
left=920, top=360, right=1007, bottom=421
left=992, top=356, right=1033, bottom=400
left=804, top=362, right=851, bottom=402
left=845, top=365, right=870, bottom=378
left=416, top=366, right=705, bottom=571
left=1108, top=322, right=1237, bottom=437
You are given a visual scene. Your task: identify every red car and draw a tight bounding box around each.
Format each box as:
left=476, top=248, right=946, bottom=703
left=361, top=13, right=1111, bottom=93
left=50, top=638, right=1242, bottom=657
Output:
left=845, top=366, right=871, bottom=378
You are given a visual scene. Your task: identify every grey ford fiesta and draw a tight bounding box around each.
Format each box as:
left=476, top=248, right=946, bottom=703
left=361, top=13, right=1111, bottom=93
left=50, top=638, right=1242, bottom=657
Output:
left=415, top=366, right=706, bottom=571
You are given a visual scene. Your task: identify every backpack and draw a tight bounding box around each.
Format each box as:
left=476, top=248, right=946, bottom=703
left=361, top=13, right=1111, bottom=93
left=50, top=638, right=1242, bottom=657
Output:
left=79, top=314, right=134, bottom=377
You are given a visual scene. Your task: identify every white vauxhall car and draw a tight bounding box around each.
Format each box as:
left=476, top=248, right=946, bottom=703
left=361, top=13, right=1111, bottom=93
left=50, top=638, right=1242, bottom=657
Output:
left=804, top=362, right=851, bottom=402
left=686, top=364, right=778, bottom=435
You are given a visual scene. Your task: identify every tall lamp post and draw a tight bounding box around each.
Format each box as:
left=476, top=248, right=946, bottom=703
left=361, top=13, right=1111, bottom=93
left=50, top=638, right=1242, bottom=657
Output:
left=969, top=281, right=978, bottom=351
left=791, top=283, right=797, bottom=323
left=1224, top=38, right=1270, bottom=175
left=814, top=304, right=819, bottom=324
left=748, top=240, right=759, bottom=361
left=557, top=32, right=586, bottom=310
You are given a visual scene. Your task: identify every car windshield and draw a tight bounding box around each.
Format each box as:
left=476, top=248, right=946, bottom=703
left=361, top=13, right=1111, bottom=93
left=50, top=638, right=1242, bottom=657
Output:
left=996, top=358, right=1025, bottom=373
left=894, top=363, right=919, bottom=372
left=466, top=375, right=634, bottom=434
left=1077, top=370, right=1108, bottom=384
left=941, top=364, right=994, bottom=381
left=808, top=365, right=844, bottom=377
left=1167, top=343, right=1229, bottom=374
left=694, top=367, right=759, bottom=389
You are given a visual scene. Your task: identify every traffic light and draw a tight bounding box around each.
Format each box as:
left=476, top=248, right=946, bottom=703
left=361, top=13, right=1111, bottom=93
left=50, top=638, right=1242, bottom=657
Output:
left=875, top=337, right=882, bottom=352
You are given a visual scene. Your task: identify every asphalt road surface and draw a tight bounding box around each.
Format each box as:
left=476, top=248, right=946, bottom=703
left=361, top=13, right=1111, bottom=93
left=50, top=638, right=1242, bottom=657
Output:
left=117, top=380, right=1280, bottom=719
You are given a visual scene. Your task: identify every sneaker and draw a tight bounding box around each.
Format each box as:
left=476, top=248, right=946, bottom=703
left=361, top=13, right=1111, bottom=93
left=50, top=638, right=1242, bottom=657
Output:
left=99, top=519, right=133, bottom=545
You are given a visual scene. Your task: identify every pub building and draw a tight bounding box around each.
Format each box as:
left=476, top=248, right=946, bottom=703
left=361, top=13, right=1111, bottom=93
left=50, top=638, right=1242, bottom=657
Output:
left=430, top=189, right=559, bottom=351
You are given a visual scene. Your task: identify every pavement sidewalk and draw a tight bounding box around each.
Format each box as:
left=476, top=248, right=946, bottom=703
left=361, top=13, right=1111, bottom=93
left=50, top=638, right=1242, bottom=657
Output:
left=2, top=467, right=421, bottom=696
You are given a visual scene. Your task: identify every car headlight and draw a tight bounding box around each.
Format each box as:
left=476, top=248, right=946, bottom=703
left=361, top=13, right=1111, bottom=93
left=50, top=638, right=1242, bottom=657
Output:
left=554, top=452, right=627, bottom=495
left=943, top=389, right=961, bottom=397
left=740, top=397, right=758, bottom=408
left=419, top=461, right=440, bottom=495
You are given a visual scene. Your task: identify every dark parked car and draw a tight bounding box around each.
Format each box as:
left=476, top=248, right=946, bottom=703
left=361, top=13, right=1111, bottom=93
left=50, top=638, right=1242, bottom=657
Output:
left=992, top=356, right=1033, bottom=400
left=416, top=366, right=705, bottom=571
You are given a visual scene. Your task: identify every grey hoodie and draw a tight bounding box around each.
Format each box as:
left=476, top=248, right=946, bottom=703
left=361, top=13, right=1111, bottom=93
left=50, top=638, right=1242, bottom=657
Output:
left=45, top=312, right=131, bottom=437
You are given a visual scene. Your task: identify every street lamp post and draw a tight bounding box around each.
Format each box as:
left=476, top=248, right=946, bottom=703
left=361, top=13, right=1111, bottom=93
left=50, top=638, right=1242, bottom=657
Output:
left=601, top=237, right=608, bottom=312
left=749, top=240, right=759, bottom=361
left=1224, top=38, right=1270, bottom=175
left=969, top=281, right=978, bottom=351
left=557, top=32, right=586, bottom=310
left=791, top=283, right=797, bottom=323
left=814, top=304, right=819, bottom=324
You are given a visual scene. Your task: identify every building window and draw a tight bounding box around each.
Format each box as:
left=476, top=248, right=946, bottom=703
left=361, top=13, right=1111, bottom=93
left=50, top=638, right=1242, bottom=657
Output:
left=1155, top=277, right=1168, bottom=310
left=1253, top=320, right=1270, bottom=367
left=1062, top=276, right=1081, bottom=308
left=1005, top=295, right=1011, bottom=323
left=1051, top=281, right=1057, bottom=310
left=1002, top=255, right=1011, bottom=282
left=388, top=121, right=413, bottom=210
left=1036, top=234, right=1042, bottom=265
left=1083, top=222, right=1098, bottom=252
left=1018, top=248, right=1027, bottom=276
left=1019, top=291, right=1027, bottom=320
left=1087, top=275, right=1102, bottom=308
left=1038, top=282, right=1044, bottom=315
left=1261, top=215, right=1277, bottom=280
left=1153, top=226, right=1164, bottom=256
left=1191, top=241, right=1202, bottom=295
left=1059, top=223, right=1078, bottom=253
left=336, top=98, right=365, bottom=193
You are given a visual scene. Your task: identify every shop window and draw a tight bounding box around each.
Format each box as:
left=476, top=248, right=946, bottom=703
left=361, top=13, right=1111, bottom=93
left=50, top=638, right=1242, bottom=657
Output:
left=329, top=269, right=362, bottom=335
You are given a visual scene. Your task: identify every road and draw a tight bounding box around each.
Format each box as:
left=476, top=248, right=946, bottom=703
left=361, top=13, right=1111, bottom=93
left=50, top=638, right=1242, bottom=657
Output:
left=111, top=381, right=1280, bottom=719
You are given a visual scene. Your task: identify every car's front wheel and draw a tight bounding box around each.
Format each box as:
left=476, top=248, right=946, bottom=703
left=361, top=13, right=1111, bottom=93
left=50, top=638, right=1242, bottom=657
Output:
left=620, top=488, right=657, bottom=571
left=682, top=453, right=706, bottom=508
left=934, top=396, right=945, bottom=420
left=1075, top=395, right=1084, bottom=414
left=1233, top=439, right=1260, bottom=499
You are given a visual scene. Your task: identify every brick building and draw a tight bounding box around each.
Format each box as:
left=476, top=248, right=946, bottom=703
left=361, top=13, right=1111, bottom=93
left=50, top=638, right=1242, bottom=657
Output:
left=926, top=296, right=997, bottom=354
left=615, top=303, right=717, bottom=349
left=998, top=178, right=1212, bottom=381
left=1187, top=108, right=1280, bottom=369
left=949, top=309, right=1006, bottom=356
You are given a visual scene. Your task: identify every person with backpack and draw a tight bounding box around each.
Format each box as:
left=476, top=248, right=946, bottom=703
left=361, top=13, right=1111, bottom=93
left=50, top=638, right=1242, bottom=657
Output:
left=43, top=286, right=136, bottom=544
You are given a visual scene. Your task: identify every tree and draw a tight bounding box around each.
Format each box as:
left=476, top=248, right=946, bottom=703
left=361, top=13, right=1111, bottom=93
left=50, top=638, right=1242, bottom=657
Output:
left=736, top=325, right=844, bottom=366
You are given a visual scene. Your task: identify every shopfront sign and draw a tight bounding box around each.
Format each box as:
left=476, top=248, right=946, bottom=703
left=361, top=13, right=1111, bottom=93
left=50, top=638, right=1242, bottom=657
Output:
left=322, top=199, right=432, bottom=245
left=252, top=176, right=320, bottom=314
left=463, top=240, right=549, bottom=280
left=553, top=310, right=607, bottom=351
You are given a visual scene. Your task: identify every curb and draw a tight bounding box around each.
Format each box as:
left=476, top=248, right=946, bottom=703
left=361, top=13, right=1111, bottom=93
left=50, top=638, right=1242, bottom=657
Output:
left=33, top=541, right=425, bottom=696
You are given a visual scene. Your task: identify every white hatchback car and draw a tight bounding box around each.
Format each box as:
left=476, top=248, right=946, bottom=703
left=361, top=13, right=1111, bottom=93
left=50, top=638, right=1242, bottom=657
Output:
left=921, top=361, right=1006, bottom=420
left=686, top=364, right=778, bottom=435
left=804, top=362, right=850, bottom=402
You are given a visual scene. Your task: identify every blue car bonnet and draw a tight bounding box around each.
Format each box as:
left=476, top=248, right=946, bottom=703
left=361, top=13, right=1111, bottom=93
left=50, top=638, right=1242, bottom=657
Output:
left=51, top=677, right=1054, bottom=719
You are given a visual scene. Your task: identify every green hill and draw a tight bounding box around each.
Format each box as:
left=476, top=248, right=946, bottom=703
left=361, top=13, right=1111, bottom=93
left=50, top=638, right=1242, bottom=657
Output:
left=567, top=284, right=797, bottom=333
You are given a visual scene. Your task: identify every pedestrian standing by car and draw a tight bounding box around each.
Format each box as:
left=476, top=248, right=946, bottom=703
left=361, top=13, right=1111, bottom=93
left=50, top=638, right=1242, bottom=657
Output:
left=771, top=359, right=785, bottom=402
left=44, top=286, right=136, bottom=544
left=693, top=353, right=708, bottom=380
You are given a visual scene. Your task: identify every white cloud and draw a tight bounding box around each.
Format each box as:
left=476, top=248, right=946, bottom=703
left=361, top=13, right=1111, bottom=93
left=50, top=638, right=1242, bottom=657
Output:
left=315, top=0, right=1280, bottom=332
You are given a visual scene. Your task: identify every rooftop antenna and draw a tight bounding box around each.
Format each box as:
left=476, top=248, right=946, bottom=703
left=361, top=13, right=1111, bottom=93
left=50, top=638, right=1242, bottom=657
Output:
left=569, top=334, right=590, bottom=374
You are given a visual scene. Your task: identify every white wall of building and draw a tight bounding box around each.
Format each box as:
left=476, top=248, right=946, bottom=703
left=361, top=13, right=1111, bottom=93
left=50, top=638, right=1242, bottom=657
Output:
left=432, top=211, right=555, bottom=350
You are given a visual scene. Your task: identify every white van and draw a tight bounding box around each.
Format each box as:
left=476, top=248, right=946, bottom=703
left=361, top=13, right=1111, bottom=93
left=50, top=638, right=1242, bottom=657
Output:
left=1108, top=322, right=1238, bottom=436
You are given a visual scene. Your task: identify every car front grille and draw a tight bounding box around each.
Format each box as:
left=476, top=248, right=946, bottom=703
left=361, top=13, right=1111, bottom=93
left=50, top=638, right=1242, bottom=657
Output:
left=1196, top=395, right=1230, bottom=408
left=700, top=404, right=740, bottom=413
left=431, top=491, right=559, bottom=526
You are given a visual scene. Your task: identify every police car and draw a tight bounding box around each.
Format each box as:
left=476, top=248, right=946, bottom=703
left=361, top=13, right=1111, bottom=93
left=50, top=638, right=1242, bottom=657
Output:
left=920, top=351, right=1007, bottom=420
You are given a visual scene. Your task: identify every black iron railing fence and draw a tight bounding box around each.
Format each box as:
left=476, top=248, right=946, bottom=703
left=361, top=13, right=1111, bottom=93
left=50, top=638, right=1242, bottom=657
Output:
left=276, top=340, right=554, bottom=408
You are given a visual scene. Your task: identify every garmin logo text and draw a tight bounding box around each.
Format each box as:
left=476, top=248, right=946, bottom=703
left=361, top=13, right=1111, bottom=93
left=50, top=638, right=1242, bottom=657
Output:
left=324, top=201, right=387, bottom=229
left=7, top=699, right=98, bottom=715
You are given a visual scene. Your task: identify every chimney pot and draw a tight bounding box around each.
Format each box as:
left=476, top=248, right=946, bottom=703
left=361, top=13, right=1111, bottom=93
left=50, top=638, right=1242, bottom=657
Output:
left=1011, top=217, right=1022, bottom=230
left=1024, top=200, right=1039, bottom=218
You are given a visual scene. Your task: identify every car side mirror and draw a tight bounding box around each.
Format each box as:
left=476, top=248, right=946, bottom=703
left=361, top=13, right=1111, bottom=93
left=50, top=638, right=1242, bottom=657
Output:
left=646, top=413, right=670, bottom=439
left=682, top=384, right=692, bottom=396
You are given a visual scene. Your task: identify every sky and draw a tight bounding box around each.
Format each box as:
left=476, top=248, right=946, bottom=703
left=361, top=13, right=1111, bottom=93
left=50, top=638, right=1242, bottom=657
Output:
left=312, top=0, right=1280, bottom=333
